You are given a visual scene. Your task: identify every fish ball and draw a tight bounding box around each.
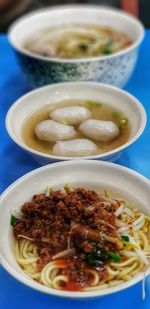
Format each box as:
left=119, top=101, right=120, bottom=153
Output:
left=79, top=119, right=119, bottom=142
left=53, top=139, right=97, bottom=157
left=35, top=120, right=76, bottom=142
left=50, top=106, right=91, bottom=125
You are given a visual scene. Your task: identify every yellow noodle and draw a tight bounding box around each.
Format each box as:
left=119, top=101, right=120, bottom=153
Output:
left=108, top=280, right=124, bottom=287
left=84, top=283, right=109, bottom=291
left=86, top=269, right=100, bottom=286
left=111, top=257, right=138, bottom=268
left=116, top=261, right=139, bottom=278
left=106, top=266, right=119, bottom=277
left=122, top=275, right=131, bottom=281
left=53, top=275, right=68, bottom=290
left=139, top=231, right=149, bottom=251
left=40, top=261, right=68, bottom=288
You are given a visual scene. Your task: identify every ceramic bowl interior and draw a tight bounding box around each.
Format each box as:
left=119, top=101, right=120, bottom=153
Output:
left=8, top=5, right=144, bottom=62
left=6, top=82, right=146, bottom=163
left=0, top=160, right=150, bottom=298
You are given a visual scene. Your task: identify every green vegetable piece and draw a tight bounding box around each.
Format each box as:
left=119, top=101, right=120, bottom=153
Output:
left=87, top=254, right=96, bottom=266
left=10, top=215, right=18, bottom=226
left=86, top=100, right=102, bottom=108
left=112, top=112, right=128, bottom=128
left=101, top=37, right=113, bottom=55
left=87, top=254, right=104, bottom=266
left=119, top=118, right=128, bottom=128
left=107, top=252, right=121, bottom=261
left=101, top=48, right=112, bottom=55
left=121, top=235, right=130, bottom=242
left=93, top=248, right=109, bottom=262
left=64, top=183, right=73, bottom=192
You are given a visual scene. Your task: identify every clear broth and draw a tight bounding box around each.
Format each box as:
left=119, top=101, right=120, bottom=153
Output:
left=22, top=100, right=130, bottom=156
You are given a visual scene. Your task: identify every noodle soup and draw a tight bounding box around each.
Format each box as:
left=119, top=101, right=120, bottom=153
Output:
left=22, top=100, right=130, bottom=157
left=9, top=6, right=144, bottom=87
left=24, top=24, right=132, bottom=59
left=11, top=185, right=150, bottom=292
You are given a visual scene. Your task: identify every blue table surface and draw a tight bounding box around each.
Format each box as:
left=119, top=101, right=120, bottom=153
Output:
left=0, top=31, right=150, bottom=308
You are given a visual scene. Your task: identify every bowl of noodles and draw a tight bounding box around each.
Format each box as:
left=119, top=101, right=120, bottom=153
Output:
left=0, top=160, right=150, bottom=298
left=8, top=5, right=144, bottom=88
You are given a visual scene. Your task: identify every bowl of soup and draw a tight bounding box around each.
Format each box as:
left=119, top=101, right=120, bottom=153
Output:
left=6, top=82, right=146, bottom=165
left=8, top=5, right=144, bottom=88
left=0, top=160, right=150, bottom=298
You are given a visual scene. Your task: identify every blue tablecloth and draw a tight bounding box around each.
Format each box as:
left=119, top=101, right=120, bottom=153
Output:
left=0, top=32, right=150, bottom=308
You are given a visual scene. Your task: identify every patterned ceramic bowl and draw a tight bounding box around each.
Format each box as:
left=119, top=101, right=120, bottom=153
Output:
left=8, top=5, right=144, bottom=88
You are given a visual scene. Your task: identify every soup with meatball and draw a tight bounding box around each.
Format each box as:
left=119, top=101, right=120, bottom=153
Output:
left=22, top=99, right=130, bottom=157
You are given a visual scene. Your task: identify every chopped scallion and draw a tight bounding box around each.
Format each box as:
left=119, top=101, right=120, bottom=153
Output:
left=112, top=112, right=128, bottom=129
left=86, top=254, right=104, bottom=266
left=10, top=215, right=18, bottom=226
left=64, top=183, right=73, bottom=192
left=107, top=252, right=121, bottom=261
left=118, top=118, right=128, bottom=128
left=121, top=235, right=129, bottom=242
left=101, top=48, right=112, bottom=55
left=86, top=100, right=102, bottom=108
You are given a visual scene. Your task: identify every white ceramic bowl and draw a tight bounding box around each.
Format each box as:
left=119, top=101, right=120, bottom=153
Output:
left=8, top=5, right=144, bottom=88
left=0, top=160, right=150, bottom=298
left=6, top=82, right=146, bottom=165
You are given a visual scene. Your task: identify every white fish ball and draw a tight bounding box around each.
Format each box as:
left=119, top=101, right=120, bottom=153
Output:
left=53, top=139, right=97, bottom=157
left=79, top=119, right=119, bottom=142
left=35, top=120, right=76, bottom=142
left=50, top=106, right=91, bottom=125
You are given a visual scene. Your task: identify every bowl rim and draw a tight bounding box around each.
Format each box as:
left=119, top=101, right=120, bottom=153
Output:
left=8, top=4, right=145, bottom=64
left=0, top=160, right=150, bottom=298
left=5, top=81, right=147, bottom=161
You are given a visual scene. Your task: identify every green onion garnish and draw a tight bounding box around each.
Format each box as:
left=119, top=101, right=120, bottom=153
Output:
left=121, top=235, right=130, bottom=242
left=118, top=118, right=128, bottom=128
left=112, top=112, right=128, bottom=129
left=10, top=215, right=18, bottom=226
left=86, top=254, right=104, bottom=266
left=64, top=183, right=73, bottom=192
left=87, top=254, right=97, bottom=266
left=107, top=252, right=121, bottom=261
left=86, top=100, right=102, bottom=108
left=101, top=48, right=112, bottom=55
